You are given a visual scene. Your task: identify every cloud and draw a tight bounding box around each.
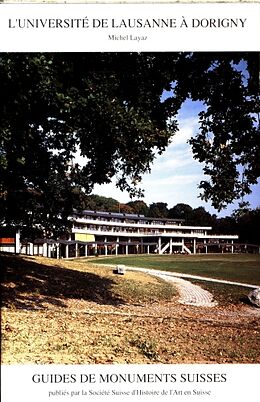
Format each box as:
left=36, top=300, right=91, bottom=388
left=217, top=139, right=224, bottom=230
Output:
left=93, top=180, right=131, bottom=202
left=151, top=148, right=194, bottom=172
left=149, top=116, right=200, bottom=175
left=171, top=118, right=198, bottom=146
left=139, top=174, right=207, bottom=209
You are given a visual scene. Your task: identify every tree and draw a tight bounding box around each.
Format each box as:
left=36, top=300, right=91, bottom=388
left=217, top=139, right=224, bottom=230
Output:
left=181, top=54, right=260, bottom=210
left=0, top=53, right=174, bottom=233
left=212, top=207, right=260, bottom=244
left=126, top=200, right=149, bottom=216
left=149, top=202, right=169, bottom=218
left=231, top=201, right=251, bottom=219
left=77, top=194, right=120, bottom=213
left=212, top=216, right=237, bottom=236
left=239, top=208, right=260, bottom=244
left=168, top=203, right=193, bottom=222
left=0, top=52, right=259, bottom=233
left=189, top=207, right=217, bottom=227
left=232, top=205, right=260, bottom=244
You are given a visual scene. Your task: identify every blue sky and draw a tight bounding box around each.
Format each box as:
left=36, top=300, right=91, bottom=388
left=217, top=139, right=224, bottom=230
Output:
left=91, top=98, right=259, bottom=217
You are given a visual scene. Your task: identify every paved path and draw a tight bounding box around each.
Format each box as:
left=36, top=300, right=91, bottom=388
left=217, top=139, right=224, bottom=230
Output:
left=128, top=267, right=218, bottom=307
left=101, top=263, right=259, bottom=307
left=111, top=265, right=259, bottom=308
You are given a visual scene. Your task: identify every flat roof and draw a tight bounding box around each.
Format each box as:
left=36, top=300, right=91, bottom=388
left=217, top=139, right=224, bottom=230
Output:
left=74, top=209, right=184, bottom=223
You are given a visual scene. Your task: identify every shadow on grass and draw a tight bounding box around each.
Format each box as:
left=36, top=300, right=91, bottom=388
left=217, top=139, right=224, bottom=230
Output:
left=1, top=254, right=124, bottom=310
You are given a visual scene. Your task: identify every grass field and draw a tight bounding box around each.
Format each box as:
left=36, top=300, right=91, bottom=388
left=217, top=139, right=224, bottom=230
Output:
left=1, top=253, right=260, bottom=364
left=91, top=254, right=260, bottom=285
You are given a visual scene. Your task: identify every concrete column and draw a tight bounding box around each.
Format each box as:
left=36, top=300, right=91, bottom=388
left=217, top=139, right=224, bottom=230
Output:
left=75, top=242, right=78, bottom=257
left=65, top=244, right=69, bottom=259
left=15, top=229, right=20, bottom=254
left=169, top=238, right=173, bottom=254
left=147, top=245, right=150, bottom=255
left=56, top=244, right=60, bottom=259
left=85, top=244, right=88, bottom=256
left=47, top=244, right=52, bottom=258
left=231, top=240, right=234, bottom=254
left=104, top=237, right=107, bottom=256
left=43, top=242, right=48, bottom=257
left=126, top=244, right=128, bottom=255
left=116, top=237, right=119, bottom=255
left=127, top=238, right=131, bottom=255
left=158, top=237, right=162, bottom=254
left=29, top=242, right=33, bottom=256
left=193, top=238, right=196, bottom=254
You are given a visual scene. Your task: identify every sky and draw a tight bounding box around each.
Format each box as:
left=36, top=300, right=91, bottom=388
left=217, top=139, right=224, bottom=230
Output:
left=89, top=98, right=260, bottom=218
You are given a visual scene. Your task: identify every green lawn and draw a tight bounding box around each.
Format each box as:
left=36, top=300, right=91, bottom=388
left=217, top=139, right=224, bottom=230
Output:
left=2, top=254, right=260, bottom=363
left=87, top=254, right=260, bottom=285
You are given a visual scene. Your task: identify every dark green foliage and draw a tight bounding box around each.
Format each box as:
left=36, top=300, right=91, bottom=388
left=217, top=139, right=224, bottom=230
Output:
left=126, top=200, right=150, bottom=216
left=234, top=207, right=260, bottom=244
left=189, top=206, right=216, bottom=227
left=168, top=203, right=193, bottom=222
left=186, top=57, right=259, bottom=210
left=149, top=202, right=169, bottom=218
left=0, top=53, right=175, bottom=233
left=77, top=194, right=120, bottom=213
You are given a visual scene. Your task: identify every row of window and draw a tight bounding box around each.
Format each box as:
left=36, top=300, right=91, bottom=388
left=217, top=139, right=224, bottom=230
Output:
left=73, top=224, right=207, bottom=235
left=75, top=215, right=181, bottom=226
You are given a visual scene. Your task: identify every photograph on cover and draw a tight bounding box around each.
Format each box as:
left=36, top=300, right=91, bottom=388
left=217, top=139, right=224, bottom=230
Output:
left=1, top=51, right=260, bottom=367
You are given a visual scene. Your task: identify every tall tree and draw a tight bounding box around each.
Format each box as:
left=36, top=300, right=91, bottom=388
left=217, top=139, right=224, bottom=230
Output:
left=0, top=53, right=174, bottom=233
left=212, top=216, right=237, bottom=236
left=149, top=202, right=169, bottom=218
left=168, top=203, right=193, bottom=222
left=232, top=205, right=260, bottom=244
left=126, top=200, right=150, bottom=216
left=182, top=54, right=260, bottom=210
left=189, top=207, right=217, bottom=227
left=78, top=194, right=120, bottom=213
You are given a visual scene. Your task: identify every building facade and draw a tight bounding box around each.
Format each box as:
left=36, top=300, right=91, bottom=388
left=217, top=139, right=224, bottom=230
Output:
left=57, top=209, right=239, bottom=258
left=1, top=210, right=242, bottom=258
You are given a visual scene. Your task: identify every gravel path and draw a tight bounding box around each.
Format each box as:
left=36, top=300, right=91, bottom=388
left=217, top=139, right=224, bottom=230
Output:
left=128, top=267, right=218, bottom=307
left=102, top=264, right=259, bottom=308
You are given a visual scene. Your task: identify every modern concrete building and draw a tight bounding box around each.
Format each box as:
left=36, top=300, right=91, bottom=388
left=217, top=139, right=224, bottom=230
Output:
left=1, top=210, right=243, bottom=258
left=61, top=209, right=239, bottom=258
